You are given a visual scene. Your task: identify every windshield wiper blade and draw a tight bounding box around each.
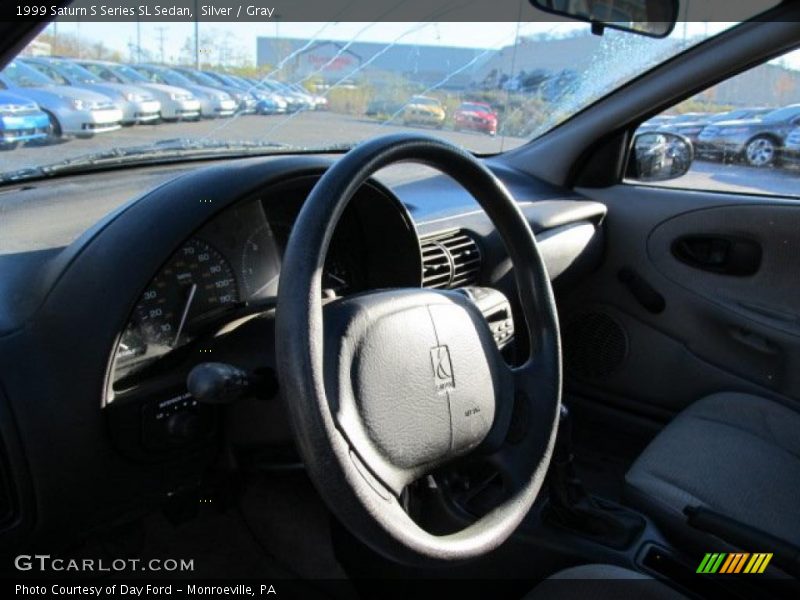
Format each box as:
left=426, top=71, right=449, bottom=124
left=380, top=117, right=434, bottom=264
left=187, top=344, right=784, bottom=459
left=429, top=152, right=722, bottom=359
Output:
left=0, top=138, right=291, bottom=183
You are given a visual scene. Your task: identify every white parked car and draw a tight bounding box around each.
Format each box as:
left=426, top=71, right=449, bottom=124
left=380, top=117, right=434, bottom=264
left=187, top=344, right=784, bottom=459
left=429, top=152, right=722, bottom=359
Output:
left=75, top=59, right=200, bottom=121
left=129, top=64, right=236, bottom=119
left=22, top=57, right=161, bottom=125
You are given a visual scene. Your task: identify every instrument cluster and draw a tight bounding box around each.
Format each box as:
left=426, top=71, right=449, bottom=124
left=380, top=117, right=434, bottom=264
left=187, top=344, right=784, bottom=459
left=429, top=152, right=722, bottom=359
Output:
left=111, top=178, right=421, bottom=384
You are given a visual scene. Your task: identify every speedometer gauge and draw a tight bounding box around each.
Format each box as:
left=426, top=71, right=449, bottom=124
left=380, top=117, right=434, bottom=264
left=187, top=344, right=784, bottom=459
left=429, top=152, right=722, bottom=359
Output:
left=133, top=238, right=239, bottom=348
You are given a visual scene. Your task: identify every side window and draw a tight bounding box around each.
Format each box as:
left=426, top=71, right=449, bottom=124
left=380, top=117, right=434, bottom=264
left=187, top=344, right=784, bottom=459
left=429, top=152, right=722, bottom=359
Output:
left=631, top=47, right=800, bottom=198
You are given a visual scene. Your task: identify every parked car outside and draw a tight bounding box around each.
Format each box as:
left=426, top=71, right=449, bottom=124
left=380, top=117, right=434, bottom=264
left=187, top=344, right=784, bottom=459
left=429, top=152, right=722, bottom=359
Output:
left=708, top=107, right=772, bottom=123
left=257, top=80, right=314, bottom=112
left=655, top=108, right=772, bottom=149
left=242, top=78, right=311, bottom=112
left=657, top=112, right=712, bottom=143
left=21, top=57, right=160, bottom=125
left=0, top=60, right=122, bottom=138
left=239, top=77, right=290, bottom=113
left=453, top=101, right=498, bottom=136
left=129, top=64, right=236, bottom=119
left=403, top=96, right=446, bottom=128
left=250, top=92, right=285, bottom=115
left=75, top=60, right=200, bottom=122
left=637, top=114, right=675, bottom=134
left=0, top=91, right=50, bottom=147
left=696, top=104, right=800, bottom=166
left=286, top=82, right=327, bottom=110
left=779, top=127, right=800, bottom=167
left=197, top=71, right=256, bottom=112
left=222, top=74, right=287, bottom=114
left=173, top=68, right=256, bottom=114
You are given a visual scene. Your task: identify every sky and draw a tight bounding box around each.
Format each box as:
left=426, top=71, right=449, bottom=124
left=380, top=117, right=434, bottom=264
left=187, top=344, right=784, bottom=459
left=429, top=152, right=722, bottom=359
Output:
left=45, top=21, right=743, bottom=66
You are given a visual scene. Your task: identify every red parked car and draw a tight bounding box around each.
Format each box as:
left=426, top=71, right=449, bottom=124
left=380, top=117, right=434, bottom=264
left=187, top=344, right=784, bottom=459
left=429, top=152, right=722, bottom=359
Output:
left=453, top=101, right=498, bottom=135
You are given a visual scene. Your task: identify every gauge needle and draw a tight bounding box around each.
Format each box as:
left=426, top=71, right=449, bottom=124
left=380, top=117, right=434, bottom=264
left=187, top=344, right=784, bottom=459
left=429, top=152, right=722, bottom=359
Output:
left=326, top=272, right=347, bottom=286
left=249, top=273, right=280, bottom=298
left=172, top=283, right=197, bottom=347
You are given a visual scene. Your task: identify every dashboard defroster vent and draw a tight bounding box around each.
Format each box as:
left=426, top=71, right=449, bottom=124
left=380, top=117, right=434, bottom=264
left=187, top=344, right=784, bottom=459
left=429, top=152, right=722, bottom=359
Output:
left=420, top=230, right=481, bottom=289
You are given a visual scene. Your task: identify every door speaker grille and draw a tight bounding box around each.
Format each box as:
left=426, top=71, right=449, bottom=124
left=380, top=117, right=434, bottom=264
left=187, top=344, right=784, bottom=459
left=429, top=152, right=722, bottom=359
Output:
left=563, top=311, right=628, bottom=380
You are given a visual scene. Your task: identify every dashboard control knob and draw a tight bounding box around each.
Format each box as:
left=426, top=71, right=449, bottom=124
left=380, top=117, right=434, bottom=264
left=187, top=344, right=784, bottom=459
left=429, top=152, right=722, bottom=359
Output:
left=166, top=411, right=204, bottom=440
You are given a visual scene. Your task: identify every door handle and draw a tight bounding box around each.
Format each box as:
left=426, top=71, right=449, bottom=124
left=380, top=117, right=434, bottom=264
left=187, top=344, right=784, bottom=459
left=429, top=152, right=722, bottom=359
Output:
left=729, top=327, right=777, bottom=355
left=672, top=234, right=761, bottom=276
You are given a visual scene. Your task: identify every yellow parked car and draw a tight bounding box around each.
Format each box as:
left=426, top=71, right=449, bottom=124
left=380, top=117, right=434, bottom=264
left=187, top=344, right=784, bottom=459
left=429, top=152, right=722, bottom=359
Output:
left=402, top=95, right=446, bottom=128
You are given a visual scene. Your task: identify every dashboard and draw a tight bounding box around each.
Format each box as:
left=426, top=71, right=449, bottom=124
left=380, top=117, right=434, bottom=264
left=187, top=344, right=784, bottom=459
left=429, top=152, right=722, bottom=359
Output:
left=0, top=153, right=605, bottom=549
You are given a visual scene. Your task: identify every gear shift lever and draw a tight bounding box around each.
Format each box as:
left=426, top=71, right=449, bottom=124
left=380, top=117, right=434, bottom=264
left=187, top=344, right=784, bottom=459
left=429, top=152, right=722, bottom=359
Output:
left=545, top=405, right=645, bottom=549
left=549, top=405, right=585, bottom=506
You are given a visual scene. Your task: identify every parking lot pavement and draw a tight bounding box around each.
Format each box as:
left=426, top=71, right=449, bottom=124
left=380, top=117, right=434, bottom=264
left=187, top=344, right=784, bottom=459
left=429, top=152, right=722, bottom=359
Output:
left=2, top=111, right=798, bottom=199
left=0, top=111, right=519, bottom=174
left=659, top=158, right=799, bottom=196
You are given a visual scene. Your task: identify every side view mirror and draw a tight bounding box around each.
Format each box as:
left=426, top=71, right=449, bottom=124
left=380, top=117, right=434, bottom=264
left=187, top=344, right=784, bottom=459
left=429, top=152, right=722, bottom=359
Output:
left=627, top=132, right=694, bottom=182
left=529, top=0, right=678, bottom=38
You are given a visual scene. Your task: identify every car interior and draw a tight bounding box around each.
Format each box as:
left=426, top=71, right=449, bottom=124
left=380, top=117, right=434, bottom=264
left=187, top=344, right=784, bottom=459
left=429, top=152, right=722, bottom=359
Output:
left=1, top=1, right=799, bottom=598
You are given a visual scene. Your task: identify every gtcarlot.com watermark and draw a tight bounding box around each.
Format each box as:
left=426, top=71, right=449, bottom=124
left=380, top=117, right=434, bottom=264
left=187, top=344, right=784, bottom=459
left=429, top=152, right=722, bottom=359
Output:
left=14, top=554, right=195, bottom=573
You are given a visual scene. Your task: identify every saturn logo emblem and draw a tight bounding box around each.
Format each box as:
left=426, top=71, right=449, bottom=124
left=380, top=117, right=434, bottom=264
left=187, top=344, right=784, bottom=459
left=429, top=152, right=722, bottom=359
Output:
left=430, top=345, right=455, bottom=393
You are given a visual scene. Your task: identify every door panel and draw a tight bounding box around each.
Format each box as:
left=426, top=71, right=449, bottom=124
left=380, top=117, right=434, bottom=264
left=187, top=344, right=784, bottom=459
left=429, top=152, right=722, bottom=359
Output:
left=559, top=185, right=800, bottom=418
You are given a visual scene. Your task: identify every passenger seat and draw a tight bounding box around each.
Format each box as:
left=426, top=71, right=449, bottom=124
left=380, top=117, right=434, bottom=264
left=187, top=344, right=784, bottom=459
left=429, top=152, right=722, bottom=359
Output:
left=625, top=392, right=800, bottom=550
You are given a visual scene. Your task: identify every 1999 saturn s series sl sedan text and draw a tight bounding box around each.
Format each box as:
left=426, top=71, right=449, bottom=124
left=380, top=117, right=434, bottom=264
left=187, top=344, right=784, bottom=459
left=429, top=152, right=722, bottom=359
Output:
left=0, top=1, right=799, bottom=598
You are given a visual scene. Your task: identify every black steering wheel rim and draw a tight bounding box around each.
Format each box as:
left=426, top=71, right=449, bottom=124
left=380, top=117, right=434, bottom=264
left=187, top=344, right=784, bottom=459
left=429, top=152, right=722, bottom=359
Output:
left=276, top=133, right=561, bottom=563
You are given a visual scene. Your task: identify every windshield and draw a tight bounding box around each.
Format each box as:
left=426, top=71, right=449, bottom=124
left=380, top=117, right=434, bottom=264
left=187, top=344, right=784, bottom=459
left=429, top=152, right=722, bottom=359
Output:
left=112, top=64, right=149, bottom=83
left=54, top=60, right=99, bottom=84
left=213, top=73, right=241, bottom=87
left=3, top=60, right=56, bottom=87
left=138, top=66, right=192, bottom=87
left=190, top=71, right=225, bottom=87
left=0, top=2, right=778, bottom=184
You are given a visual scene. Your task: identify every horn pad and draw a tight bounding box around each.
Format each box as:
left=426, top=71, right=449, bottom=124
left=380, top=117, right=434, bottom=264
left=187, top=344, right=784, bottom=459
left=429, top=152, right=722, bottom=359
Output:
left=326, top=290, right=507, bottom=470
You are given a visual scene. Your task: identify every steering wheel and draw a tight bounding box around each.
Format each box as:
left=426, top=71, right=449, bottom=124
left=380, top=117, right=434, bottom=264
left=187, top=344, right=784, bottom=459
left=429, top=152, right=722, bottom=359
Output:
left=275, top=134, right=561, bottom=563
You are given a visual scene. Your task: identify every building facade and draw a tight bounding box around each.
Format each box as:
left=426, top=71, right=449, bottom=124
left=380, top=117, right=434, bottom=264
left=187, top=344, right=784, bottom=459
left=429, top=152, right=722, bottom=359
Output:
left=256, top=38, right=491, bottom=89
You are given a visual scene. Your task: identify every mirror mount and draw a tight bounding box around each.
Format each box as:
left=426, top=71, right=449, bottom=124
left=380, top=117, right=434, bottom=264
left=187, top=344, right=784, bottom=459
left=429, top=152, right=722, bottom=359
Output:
left=529, top=0, right=679, bottom=39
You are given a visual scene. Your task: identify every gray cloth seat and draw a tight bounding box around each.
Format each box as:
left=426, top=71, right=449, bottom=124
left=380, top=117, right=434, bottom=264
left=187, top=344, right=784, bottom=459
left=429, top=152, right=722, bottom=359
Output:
left=524, top=564, right=686, bottom=599
left=625, top=392, right=800, bottom=549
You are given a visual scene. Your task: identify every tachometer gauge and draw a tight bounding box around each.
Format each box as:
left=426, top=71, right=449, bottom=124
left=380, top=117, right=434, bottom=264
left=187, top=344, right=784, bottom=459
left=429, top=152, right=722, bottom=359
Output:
left=241, top=224, right=281, bottom=299
left=323, top=257, right=351, bottom=296
left=133, top=238, right=239, bottom=348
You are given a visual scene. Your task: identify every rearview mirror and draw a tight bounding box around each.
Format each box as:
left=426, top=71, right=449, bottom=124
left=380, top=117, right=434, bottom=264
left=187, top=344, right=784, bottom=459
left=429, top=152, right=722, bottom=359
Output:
left=529, top=0, right=678, bottom=38
left=628, top=132, right=693, bottom=182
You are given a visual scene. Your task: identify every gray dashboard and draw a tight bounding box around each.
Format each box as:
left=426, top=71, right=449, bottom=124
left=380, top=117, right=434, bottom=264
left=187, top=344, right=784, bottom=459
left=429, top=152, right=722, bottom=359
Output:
left=0, top=152, right=606, bottom=549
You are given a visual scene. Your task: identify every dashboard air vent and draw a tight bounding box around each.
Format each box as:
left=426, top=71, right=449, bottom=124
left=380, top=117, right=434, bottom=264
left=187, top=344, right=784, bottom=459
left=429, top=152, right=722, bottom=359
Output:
left=420, top=230, right=481, bottom=289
